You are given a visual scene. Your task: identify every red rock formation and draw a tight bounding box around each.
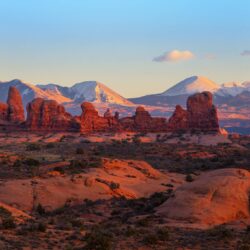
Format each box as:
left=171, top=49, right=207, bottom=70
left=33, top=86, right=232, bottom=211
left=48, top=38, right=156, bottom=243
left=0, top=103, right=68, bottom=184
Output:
left=0, top=102, right=8, bottom=121
left=26, top=98, right=79, bottom=131
left=167, top=105, right=188, bottom=131
left=80, top=102, right=120, bottom=133
left=7, top=86, right=25, bottom=123
left=120, top=106, right=167, bottom=132
left=187, top=91, right=219, bottom=132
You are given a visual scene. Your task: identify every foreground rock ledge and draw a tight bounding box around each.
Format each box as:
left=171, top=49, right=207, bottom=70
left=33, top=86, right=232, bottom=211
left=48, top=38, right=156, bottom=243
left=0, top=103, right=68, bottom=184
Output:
left=157, top=168, right=250, bottom=229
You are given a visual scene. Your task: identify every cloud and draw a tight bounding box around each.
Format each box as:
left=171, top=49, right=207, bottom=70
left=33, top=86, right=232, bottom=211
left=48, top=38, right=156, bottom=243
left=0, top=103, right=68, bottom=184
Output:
left=241, top=50, right=250, bottom=56
left=153, top=50, right=195, bottom=62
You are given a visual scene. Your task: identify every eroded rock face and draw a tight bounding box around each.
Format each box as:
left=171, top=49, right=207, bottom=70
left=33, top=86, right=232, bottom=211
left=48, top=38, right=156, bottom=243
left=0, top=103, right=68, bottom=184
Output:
left=187, top=91, right=219, bottom=132
left=0, top=103, right=8, bottom=121
left=7, top=86, right=25, bottom=123
left=26, top=98, right=78, bottom=131
left=157, top=168, right=250, bottom=228
left=80, top=102, right=120, bottom=133
left=167, top=92, right=220, bottom=133
left=120, top=106, right=167, bottom=132
left=167, top=105, right=188, bottom=131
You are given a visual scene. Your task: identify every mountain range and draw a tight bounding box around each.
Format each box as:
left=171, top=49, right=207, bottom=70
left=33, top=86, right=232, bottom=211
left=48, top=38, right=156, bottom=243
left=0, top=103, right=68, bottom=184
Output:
left=1, top=76, right=250, bottom=132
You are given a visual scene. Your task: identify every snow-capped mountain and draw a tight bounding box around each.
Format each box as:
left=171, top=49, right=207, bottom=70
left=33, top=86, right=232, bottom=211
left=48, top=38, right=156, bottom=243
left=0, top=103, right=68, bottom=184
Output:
left=0, top=79, right=134, bottom=115
left=130, top=75, right=250, bottom=111
left=161, top=76, right=220, bottom=96
left=69, top=81, right=133, bottom=105
left=0, top=79, right=72, bottom=107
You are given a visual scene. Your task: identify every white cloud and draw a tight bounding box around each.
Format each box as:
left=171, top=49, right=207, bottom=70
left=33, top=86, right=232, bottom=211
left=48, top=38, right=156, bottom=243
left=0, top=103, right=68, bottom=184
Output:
left=153, top=50, right=195, bottom=62
left=241, top=50, right=250, bottom=56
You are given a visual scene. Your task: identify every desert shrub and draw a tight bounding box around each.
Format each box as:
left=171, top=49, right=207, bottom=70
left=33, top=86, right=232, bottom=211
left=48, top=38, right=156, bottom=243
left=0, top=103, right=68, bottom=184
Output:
left=156, top=227, right=170, bottom=241
left=38, top=222, right=47, bottom=232
left=143, top=233, right=159, bottom=245
left=70, top=219, right=84, bottom=228
left=13, top=159, right=22, bottom=168
left=18, top=221, right=47, bottom=233
left=84, top=226, right=113, bottom=250
left=110, top=182, right=120, bottom=190
left=136, top=218, right=150, bottom=227
left=45, top=142, right=56, bottom=149
left=132, top=136, right=141, bottom=144
left=185, top=174, right=194, bottom=182
left=53, top=166, right=65, bottom=174
left=207, top=225, right=234, bottom=239
left=26, top=143, right=41, bottom=151
left=125, top=226, right=139, bottom=237
left=0, top=207, right=16, bottom=229
left=2, top=217, right=16, bottom=229
left=24, top=158, right=40, bottom=167
left=76, top=147, right=84, bottom=154
left=36, top=203, right=46, bottom=215
left=0, top=206, right=11, bottom=218
left=237, top=244, right=250, bottom=250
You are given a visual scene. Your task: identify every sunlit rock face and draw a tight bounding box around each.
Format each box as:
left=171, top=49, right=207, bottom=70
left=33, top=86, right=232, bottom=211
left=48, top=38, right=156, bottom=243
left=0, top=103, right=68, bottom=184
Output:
left=7, top=86, right=25, bottom=123
left=187, top=91, right=219, bottom=132
left=79, top=102, right=120, bottom=133
left=119, top=106, right=168, bottom=132
left=157, top=168, right=250, bottom=228
left=0, top=102, right=8, bottom=121
left=167, top=105, right=188, bottom=131
left=26, top=98, right=78, bottom=131
left=167, top=91, right=220, bottom=133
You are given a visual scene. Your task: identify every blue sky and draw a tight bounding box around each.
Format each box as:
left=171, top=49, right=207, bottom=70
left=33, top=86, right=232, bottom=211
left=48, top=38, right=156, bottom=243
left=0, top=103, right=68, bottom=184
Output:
left=0, top=0, right=250, bottom=97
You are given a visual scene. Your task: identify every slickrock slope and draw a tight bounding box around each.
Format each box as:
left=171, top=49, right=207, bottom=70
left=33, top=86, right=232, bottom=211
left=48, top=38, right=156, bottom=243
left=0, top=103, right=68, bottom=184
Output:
left=7, top=86, right=25, bottom=123
left=157, top=168, right=250, bottom=228
left=0, top=159, right=183, bottom=212
left=0, top=201, right=31, bottom=223
left=26, top=98, right=79, bottom=131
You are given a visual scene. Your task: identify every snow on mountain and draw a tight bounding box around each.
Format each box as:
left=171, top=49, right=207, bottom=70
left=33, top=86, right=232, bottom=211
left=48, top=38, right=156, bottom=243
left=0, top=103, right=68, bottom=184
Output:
left=216, top=82, right=245, bottom=96
left=38, top=81, right=133, bottom=106
left=0, top=79, right=134, bottom=117
left=161, top=76, right=220, bottom=96
left=69, top=81, right=133, bottom=105
left=0, top=79, right=72, bottom=108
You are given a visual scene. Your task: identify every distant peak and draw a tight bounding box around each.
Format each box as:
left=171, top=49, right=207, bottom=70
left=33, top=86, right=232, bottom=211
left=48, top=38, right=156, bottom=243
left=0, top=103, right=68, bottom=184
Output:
left=161, top=76, right=220, bottom=96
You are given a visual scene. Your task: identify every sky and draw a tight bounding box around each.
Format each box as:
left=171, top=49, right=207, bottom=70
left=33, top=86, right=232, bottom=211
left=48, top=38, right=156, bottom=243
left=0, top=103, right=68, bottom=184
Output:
left=0, top=0, right=250, bottom=98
